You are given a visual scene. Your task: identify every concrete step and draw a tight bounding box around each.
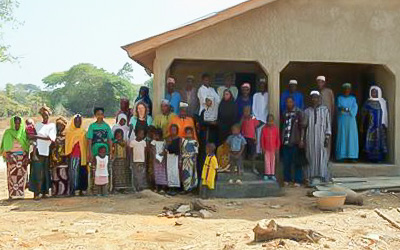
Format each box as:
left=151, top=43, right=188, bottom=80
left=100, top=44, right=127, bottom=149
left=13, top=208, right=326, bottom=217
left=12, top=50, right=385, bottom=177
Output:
left=330, top=163, right=399, bottom=178
left=211, top=179, right=283, bottom=198
left=217, top=172, right=261, bottom=182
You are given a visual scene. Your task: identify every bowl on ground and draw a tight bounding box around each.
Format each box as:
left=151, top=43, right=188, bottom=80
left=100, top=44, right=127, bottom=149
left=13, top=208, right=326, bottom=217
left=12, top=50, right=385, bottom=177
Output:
left=313, top=191, right=347, bottom=211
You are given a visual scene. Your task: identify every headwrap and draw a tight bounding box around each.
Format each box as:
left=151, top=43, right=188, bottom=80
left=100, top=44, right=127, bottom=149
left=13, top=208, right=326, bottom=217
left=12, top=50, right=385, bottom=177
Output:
left=186, top=75, right=195, bottom=81
left=289, top=79, right=298, bottom=85
left=56, top=116, right=68, bottom=137
left=316, top=76, right=326, bottom=82
left=241, top=83, right=251, bottom=89
left=167, top=77, right=176, bottom=84
left=369, top=86, right=388, bottom=127
left=342, top=83, right=352, bottom=89
left=135, top=86, right=153, bottom=116
left=65, top=114, right=87, bottom=165
left=310, top=90, right=320, bottom=96
left=112, top=113, right=130, bottom=141
left=161, top=99, right=170, bottom=105
left=0, top=116, right=29, bottom=155
left=179, top=102, right=189, bottom=108
left=39, top=104, right=52, bottom=116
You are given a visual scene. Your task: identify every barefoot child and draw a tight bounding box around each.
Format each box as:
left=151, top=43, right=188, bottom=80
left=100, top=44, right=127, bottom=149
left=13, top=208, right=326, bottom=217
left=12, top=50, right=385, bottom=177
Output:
left=94, top=146, right=110, bottom=196
left=129, top=128, right=148, bottom=191
left=241, top=105, right=260, bottom=174
left=151, top=128, right=168, bottom=192
left=112, top=129, right=130, bottom=192
left=261, top=114, right=280, bottom=181
left=226, top=124, right=246, bottom=184
left=166, top=124, right=181, bottom=195
left=200, top=143, right=218, bottom=199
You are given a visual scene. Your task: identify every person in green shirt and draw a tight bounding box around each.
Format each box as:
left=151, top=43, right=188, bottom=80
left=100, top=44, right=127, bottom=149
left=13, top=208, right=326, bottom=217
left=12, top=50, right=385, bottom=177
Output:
left=87, top=107, right=113, bottom=164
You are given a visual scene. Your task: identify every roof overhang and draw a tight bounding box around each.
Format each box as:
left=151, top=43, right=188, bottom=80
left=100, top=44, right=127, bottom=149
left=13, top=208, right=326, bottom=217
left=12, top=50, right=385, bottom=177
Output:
left=121, top=0, right=277, bottom=72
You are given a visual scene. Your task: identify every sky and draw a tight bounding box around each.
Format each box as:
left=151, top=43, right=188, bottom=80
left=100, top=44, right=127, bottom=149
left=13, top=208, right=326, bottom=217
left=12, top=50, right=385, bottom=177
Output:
left=0, top=0, right=247, bottom=89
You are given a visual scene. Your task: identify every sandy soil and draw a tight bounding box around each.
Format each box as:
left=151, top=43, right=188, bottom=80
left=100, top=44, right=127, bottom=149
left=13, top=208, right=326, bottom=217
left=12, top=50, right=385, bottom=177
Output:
left=1, top=168, right=400, bottom=250
left=1, top=117, right=400, bottom=249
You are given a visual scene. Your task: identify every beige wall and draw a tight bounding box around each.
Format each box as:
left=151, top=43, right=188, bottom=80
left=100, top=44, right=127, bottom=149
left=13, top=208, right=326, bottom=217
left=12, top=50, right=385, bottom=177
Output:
left=151, top=0, right=400, bottom=165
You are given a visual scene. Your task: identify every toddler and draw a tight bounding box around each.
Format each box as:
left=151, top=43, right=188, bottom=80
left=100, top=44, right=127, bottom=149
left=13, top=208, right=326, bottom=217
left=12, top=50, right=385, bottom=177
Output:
left=94, top=146, right=110, bottom=196
left=200, top=143, right=219, bottom=199
left=226, top=124, right=246, bottom=184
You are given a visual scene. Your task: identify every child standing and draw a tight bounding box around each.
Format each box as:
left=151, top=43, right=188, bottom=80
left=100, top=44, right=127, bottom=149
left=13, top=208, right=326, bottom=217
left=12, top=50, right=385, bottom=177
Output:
left=226, top=124, right=247, bottom=184
left=129, top=128, right=148, bottom=191
left=112, top=129, right=130, bottom=192
left=241, top=105, right=261, bottom=174
left=181, top=127, right=199, bottom=192
left=94, top=146, right=110, bottom=196
left=261, top=114, right=280, bottom=181
left=201, top=143, right=219, bottom=199
left=166, top=124, right=181, bottom=195
left=151, top=129, right=168, bottom=192
left=25, top=118, right=39, bottom=161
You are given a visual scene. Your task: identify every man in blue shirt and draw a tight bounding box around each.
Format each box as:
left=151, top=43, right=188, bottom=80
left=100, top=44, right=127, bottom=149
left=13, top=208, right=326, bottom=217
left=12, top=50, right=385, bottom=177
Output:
left=165, top=76, right=181, bottom=114
left=280, top=79, right=304, bottom=113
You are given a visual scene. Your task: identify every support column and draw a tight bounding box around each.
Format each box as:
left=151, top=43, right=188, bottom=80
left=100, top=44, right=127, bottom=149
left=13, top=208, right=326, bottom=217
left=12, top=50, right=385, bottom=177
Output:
left=269, top=68, right=280, bottom=124
left=152, top=56, right=167, bottom=116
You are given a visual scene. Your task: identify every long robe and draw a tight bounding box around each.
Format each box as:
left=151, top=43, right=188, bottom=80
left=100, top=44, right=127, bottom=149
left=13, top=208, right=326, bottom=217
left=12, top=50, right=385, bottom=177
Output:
left=181, top=139, right=199, bottom=191
left=362, top=100, right=388, bottom=161
left=304, top=105, right=331, bottom=181
left=336, top=95, right=359, bottom=160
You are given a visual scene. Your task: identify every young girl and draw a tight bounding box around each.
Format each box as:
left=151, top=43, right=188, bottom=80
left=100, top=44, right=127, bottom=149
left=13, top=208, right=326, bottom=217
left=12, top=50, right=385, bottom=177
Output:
left=151, top=128, right=168, bottom=192
left=166, top=124, right=181, bottom=195
left=241, top=105, right=260, bottom=174
left=181, top=127, right=199, bottom=192
left=94, top=146, right=110, bottom=196
left=261, top=114, right=280, bottom=181
left=129, top=128, right=148, bottom=191
left=201, top=143, right=219, bottom=199
left=112, top=129, right=130, bottom=192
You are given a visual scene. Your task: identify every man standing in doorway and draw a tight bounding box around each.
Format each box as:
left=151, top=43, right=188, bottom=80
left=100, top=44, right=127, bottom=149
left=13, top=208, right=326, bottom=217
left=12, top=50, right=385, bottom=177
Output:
left=197, top=73, right=220, bottom=117
left=217, top=73, right=239, bottom=100
left=253, top=77, right=269, bottom=158
left=316, top=76, right=335, bottom=122
left=280, top=79, right=304, bottom=113
left=180, top=75, right=199, bottom=117
left=165, top=76, right=181, bottom=115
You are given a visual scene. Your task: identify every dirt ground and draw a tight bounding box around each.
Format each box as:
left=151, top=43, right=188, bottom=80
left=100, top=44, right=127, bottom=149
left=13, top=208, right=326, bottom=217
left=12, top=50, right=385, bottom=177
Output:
left=1, top=117, right=400, bottom=249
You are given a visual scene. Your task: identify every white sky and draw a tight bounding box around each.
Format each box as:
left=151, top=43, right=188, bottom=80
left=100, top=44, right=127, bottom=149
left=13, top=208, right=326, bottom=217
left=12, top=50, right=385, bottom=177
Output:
left=0, top=0, right=247, bottom=89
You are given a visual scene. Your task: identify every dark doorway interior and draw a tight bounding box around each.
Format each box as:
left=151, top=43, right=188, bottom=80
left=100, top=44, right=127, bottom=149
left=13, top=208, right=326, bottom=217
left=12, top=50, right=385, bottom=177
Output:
left=235, top=73, right=257, bottom=95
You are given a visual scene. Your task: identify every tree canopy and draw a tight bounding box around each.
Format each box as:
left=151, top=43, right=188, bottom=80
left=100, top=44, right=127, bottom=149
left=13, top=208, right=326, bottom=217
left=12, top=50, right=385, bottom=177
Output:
left=0, top=0, right=20, bottom=62
left=42, top=63, right=140, bottom=116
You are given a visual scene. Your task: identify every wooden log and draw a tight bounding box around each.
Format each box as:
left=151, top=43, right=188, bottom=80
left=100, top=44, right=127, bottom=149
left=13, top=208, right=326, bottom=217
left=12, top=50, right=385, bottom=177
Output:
left=374, top=209, right=400, bottom=230
left=253, top=220, right=324, bottom=243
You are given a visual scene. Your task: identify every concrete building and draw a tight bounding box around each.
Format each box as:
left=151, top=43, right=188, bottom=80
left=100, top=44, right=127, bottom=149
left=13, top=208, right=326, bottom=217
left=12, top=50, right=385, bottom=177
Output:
left=122, top=0, right=400, bottom=174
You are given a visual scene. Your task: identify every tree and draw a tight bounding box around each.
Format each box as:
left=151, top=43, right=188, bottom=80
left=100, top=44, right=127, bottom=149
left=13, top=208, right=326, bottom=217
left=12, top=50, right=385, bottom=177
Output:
left=117, top=62, right=134, bottom=81
left=0, top=0, right=20, bottom=62
left=43, top=63, right=137, bottom=116
left=5, top=83, right=15, bottom=99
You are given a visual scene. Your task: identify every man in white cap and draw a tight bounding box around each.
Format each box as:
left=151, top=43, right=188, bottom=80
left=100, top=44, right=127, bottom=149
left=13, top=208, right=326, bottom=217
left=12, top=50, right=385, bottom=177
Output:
left=217, top=73, right=239, bottom=101
left=280, top=79, right=304, bottom=113
left=197, top=73, right=220, bottom=116
left=302, top=91, right=331, bottom=186
left=316, top=76, right=335, bottom=121
left=180, top=75, right=199, bottom=117
left=253, top=77, right=269, bottom=157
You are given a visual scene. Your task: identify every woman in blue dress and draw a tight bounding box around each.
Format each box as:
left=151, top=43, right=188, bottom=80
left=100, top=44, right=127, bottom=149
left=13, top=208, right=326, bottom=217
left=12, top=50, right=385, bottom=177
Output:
left=361, top=86, right=388, bottom=162
left=336, top=83, right=359, bottom=161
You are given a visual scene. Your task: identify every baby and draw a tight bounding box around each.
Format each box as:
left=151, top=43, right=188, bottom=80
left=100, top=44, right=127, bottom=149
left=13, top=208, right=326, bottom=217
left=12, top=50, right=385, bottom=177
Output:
left=26, top=118, right=38, bottom=161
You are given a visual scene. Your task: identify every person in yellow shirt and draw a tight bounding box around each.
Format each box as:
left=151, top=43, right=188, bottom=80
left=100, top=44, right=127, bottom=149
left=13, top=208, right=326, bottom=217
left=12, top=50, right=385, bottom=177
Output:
left=201, top=143, right=218, bottom=199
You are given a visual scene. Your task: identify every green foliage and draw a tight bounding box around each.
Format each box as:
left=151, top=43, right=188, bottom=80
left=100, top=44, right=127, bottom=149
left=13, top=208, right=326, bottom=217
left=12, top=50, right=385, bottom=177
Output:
left=0, top=93, right=30, bottom=117
left=43, top=63, right=138, bottom=116
left=0, top=0, right=20, bottom=62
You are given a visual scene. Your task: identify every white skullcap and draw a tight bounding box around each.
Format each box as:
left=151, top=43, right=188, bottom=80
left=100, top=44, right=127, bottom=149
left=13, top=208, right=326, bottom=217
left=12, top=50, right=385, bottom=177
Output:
left=316, top=76, right=326, bottom=81
left=179, top=102, right=189, bottom=108
left=161, top=99, right=170, bottom=105
left=310, top=90, right=320, bottom=96
left=289, top=79, right=298, bottom=85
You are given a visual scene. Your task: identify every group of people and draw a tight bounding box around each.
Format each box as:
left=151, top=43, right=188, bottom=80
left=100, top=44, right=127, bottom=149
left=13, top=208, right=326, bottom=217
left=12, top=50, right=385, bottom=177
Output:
left=0, top=73, right=388, bottom=200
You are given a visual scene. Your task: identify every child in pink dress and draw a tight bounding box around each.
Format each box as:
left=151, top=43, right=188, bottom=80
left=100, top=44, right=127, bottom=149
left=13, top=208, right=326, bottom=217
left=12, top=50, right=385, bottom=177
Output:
left=261, top=114, right=280, bottom=181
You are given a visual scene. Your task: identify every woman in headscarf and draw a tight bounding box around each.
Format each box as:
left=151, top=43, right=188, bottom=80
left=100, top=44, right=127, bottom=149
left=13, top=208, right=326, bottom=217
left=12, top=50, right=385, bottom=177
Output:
left=116, top=98, right=132, bottom=124
left=0, top=116, right=30, bottom=199
left=50, top=117, right=69, bottom=197
left=135, top=86, right=153, bottom=116
left=361, top=86, right=388, bottom=162
left=112, top=113, right=130, bottom=141
left=29, top=105, right=56, bottom=200
left=129, top=101, right=153, bottom=139
left=153, top=99, right=176, bottom=139
left=218, top=89, right=238, bottom=143
left=65, top=114, right=88, bottom=196
left=336, top=83, right=359, bottom=161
